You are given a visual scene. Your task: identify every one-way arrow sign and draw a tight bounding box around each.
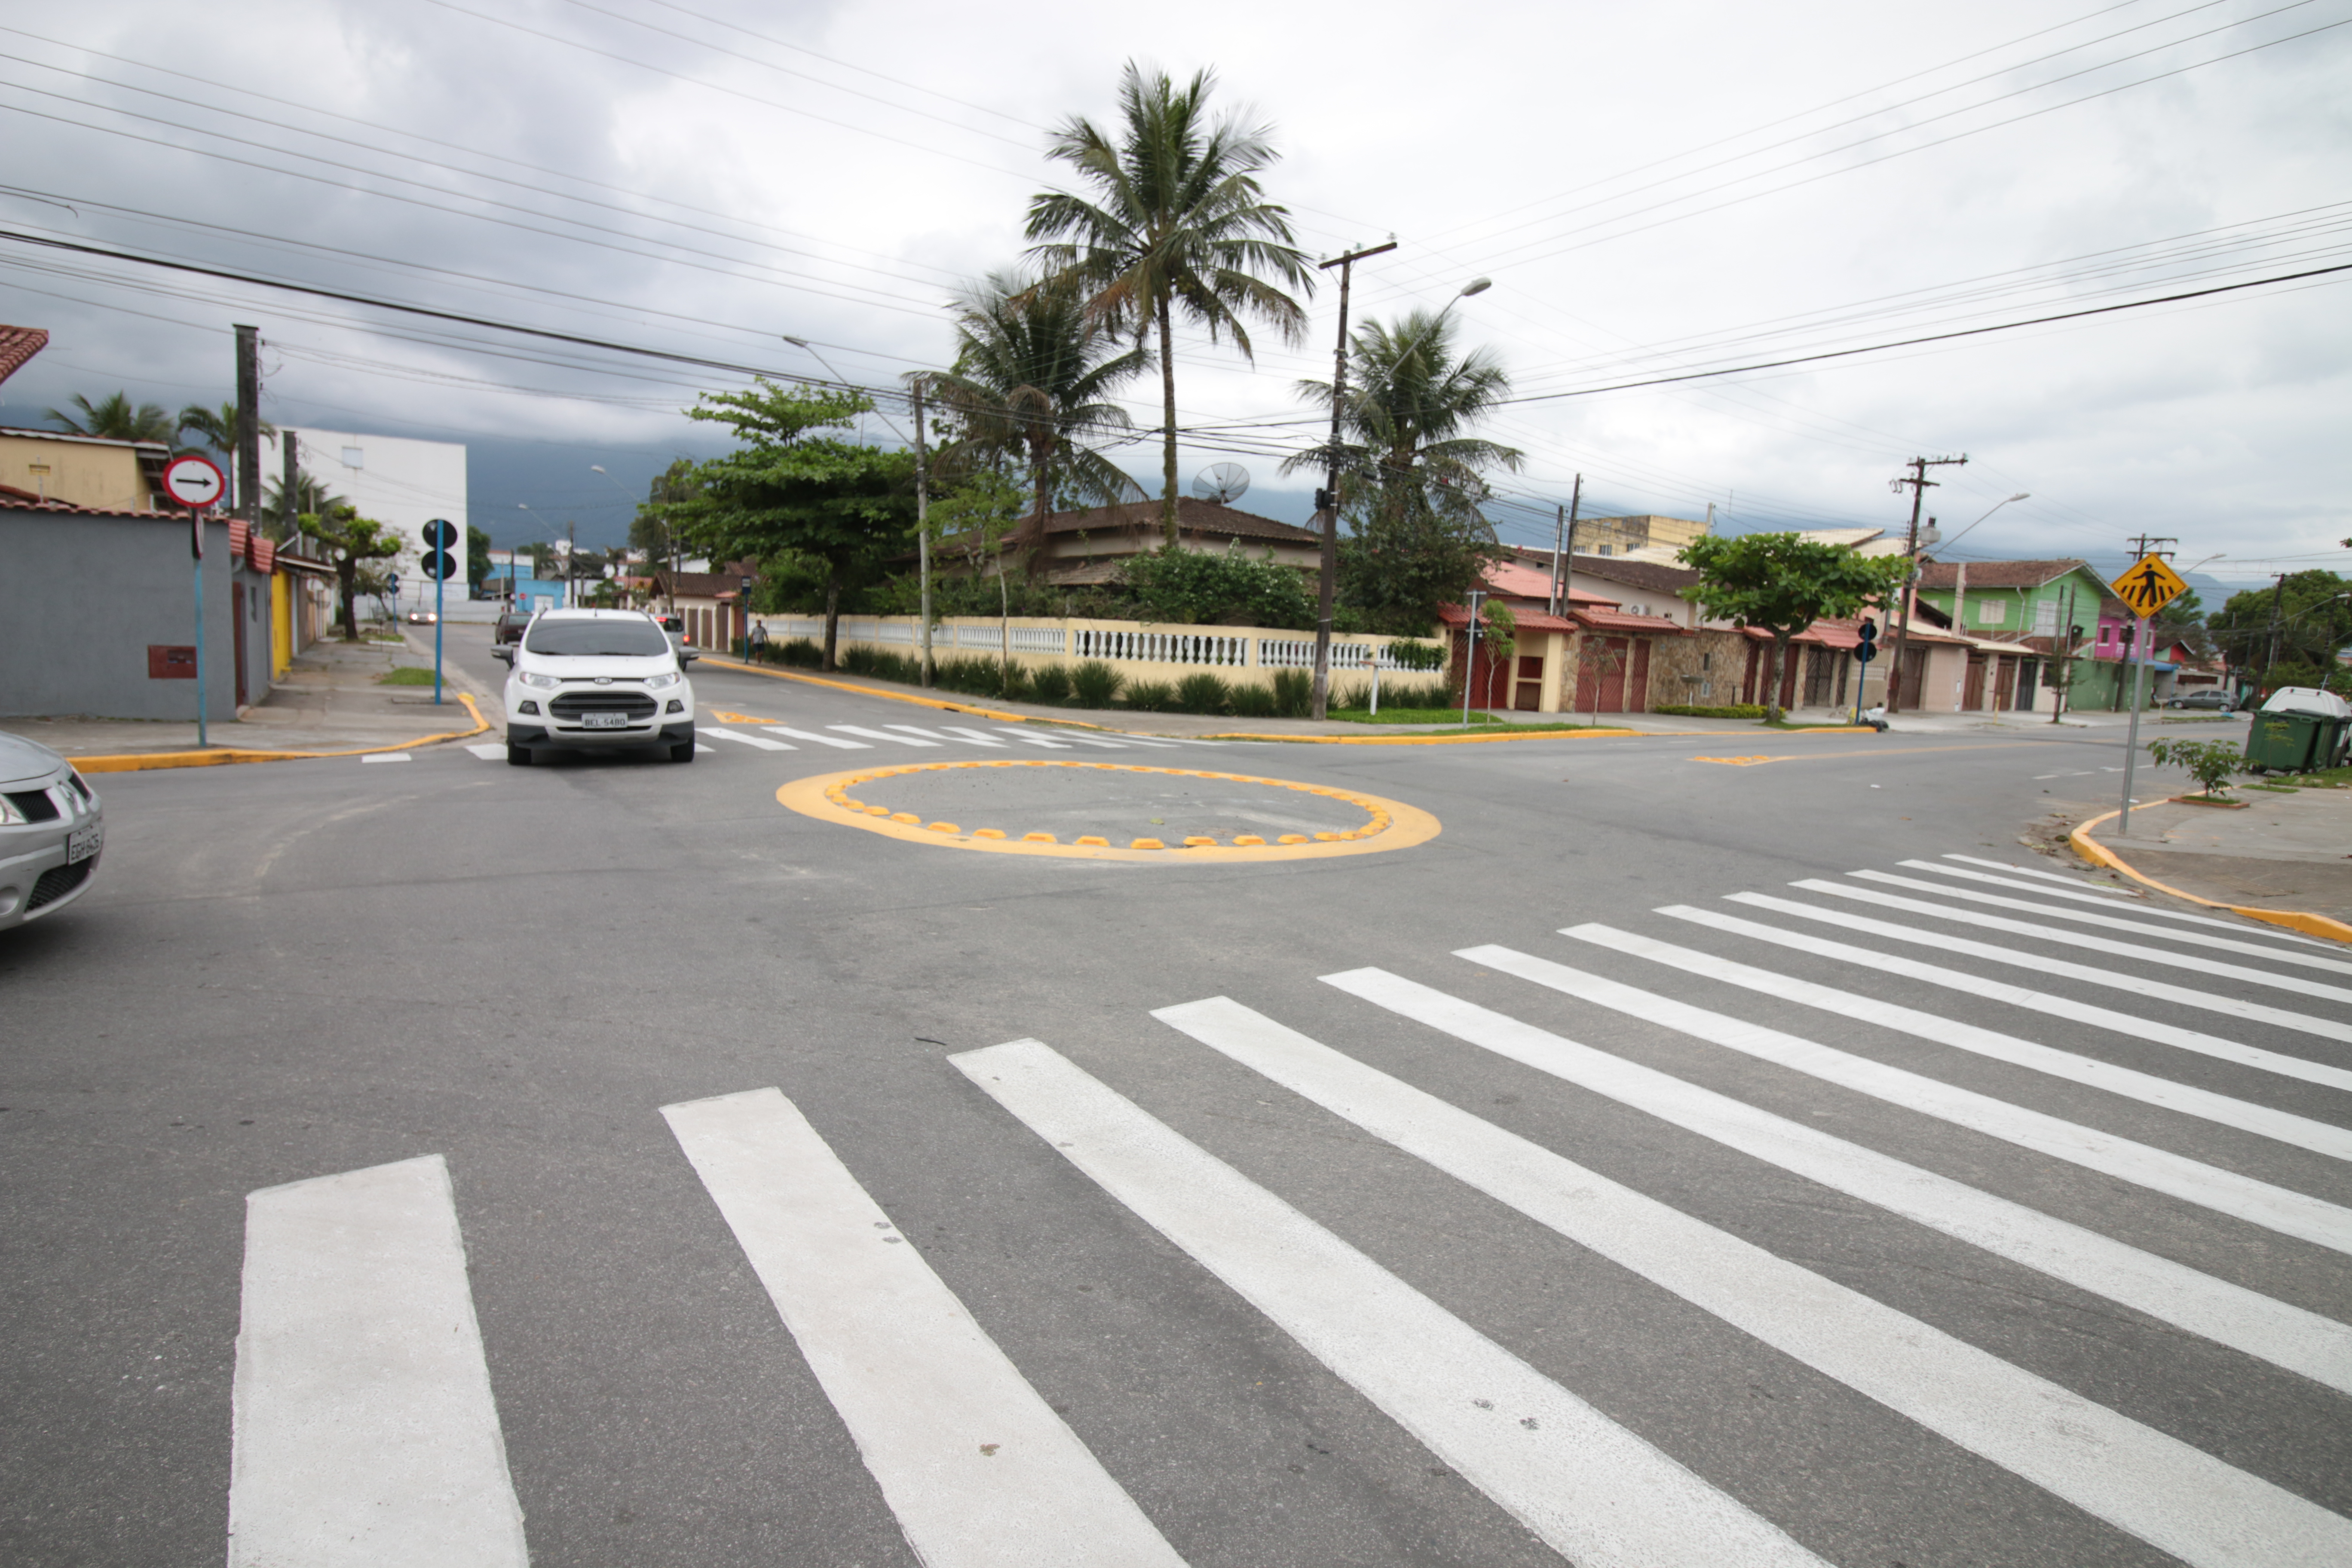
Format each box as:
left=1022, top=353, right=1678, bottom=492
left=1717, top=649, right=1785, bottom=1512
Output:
left=2110, top=553, right=2187, bottom=618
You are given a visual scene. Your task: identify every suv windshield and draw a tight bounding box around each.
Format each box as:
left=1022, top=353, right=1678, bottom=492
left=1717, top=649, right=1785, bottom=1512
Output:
left=524, top=619, right=671, bottom=657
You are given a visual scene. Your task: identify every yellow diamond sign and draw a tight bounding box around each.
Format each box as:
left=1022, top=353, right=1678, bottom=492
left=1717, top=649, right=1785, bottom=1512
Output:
left=2109, top=553, right=2188, bottom=618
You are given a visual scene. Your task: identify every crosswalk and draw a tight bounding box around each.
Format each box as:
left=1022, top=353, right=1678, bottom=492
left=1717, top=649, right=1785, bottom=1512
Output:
left=224, top=851, right=2352, bottom=1564
left=698, top=720, right=1205, bottom=753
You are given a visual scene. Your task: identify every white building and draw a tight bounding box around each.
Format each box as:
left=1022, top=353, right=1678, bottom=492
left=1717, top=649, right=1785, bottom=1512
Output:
left=285, top=429, right=467, bottom=613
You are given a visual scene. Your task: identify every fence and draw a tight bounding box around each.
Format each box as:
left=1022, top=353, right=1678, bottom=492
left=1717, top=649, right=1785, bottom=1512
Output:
left=750, top=613, right=1446, bottom=691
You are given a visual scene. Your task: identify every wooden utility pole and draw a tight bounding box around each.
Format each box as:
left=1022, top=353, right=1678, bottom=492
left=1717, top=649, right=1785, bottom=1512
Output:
left=910, top=376, right=933, bottom=686
left=1310, top=240, right=1396, bottom=721
left=281, top=429, right=299, bottom=542
left=1885, top=454, right=1966, bottom=710
left=233, top=324, right=261, bottom=522
left=1549, top=473, right=1583, bottom=616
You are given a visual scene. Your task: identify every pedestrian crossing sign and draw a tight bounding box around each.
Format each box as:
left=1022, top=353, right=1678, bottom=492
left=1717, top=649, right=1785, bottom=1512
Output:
left=2109, top=553, right=2187, bottom=618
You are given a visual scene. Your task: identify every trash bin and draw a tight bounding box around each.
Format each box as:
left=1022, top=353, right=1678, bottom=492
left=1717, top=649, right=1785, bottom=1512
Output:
left=2245, top=711, right=2324, bottom=774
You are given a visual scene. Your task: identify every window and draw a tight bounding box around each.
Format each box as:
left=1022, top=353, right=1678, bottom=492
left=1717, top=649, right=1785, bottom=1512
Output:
left=2033, top=597, right=2059, bottom=635
left=524, top=617, right=668, bottom=656
left=1700, top=652, right=1712, bottom=671
left=1973, top=598, right=2007, bottom=625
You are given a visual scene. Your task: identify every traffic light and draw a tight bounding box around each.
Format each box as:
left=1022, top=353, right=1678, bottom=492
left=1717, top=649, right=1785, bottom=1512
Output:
left=1853, top=616, right=1878, bottom=665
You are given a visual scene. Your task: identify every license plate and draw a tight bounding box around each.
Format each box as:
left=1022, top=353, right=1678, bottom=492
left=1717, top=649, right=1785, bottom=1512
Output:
left=67, top=824, right=101, bottom=864
left=582, top=711, right=630, bottom=729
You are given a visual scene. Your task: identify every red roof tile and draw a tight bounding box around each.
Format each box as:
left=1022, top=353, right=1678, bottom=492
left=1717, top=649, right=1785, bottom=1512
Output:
left=0, top=325, right=47, bottom=385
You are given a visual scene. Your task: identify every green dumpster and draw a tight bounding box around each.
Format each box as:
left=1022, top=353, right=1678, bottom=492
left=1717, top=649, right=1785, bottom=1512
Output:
left=2244, top=710, right=2325, bottom=773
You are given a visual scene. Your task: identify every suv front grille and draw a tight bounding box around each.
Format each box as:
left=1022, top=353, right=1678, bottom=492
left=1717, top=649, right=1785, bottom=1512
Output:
left=549, top=691, right=658, bottom=721
left=28, top=859, right=91, bottom=910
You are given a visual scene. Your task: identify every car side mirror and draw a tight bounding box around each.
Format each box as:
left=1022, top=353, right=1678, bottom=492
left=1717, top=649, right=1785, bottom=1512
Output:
left=492, top=646, right=514, bottom=665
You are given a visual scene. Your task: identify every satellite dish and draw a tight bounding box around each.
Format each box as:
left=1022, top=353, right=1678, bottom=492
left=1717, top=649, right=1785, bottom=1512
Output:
left=1192, top=462, right=1250, bottom=505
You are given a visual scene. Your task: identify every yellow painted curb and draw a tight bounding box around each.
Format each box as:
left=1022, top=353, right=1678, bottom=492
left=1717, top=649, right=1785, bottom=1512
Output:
left=777, top=759, right=1440, bottom=863
left=2069, top=806, right=2352, bottom=946
left=71, top=694, right=490, bottom=773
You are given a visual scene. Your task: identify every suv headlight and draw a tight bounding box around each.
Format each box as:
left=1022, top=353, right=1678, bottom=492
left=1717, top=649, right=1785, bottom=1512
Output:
left=518, top=671, right=560, bottom=690
left=644, top=670, right=681, bottom=690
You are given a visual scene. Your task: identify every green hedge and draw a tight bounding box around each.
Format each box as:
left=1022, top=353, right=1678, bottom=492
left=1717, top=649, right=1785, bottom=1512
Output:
left=1653, top=702, right=1766, bottom=719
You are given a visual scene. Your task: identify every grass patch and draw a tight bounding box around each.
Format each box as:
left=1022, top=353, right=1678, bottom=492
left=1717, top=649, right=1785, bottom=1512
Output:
left=1654, top=702, right=1766, bottom=720
left=2245, top=782, right=2299, bottom=793
left=377, top=666, right=441, bottom=685
left=1336, top=707, right=1504, bottom=725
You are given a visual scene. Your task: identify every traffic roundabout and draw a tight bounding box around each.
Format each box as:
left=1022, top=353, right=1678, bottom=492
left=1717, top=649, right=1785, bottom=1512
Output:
left=775, top=758, right=1440, bottom=861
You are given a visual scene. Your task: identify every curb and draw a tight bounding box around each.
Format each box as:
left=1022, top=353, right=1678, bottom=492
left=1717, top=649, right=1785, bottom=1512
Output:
left=71, top=694, right=490, bottom=774
left=1198, top=726, right=1654, bottom=745
left=2067, top=805, right=2352, bottom=946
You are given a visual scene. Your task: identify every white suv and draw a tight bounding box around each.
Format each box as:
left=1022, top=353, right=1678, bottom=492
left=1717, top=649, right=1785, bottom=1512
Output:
left=495, top=608, right=697, bottom=765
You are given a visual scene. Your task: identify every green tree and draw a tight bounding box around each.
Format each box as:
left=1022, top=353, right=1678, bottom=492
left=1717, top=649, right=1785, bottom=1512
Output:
left=1026, top=62, right=1314, bottom=548
left=682, top=381, right=916, bottom=670
left=1118, top=545, right=1314, bottom=628
left=631, top=459, right=702, bottom=603
left=263, top=472, right=343, bottom=540
left=1336, top=504, right=1504, bottom=637
left=1680, top=533, right=1911, bottom=722
left=928, top=268, right=1146, bottom=569
left=466, top=524, right=493, bottom=593
left=176, top=402, right=277, bottom=461
left=47, top=391, right=176, bottom=444
left=926, top=471, right=1029, bottom=689
left=2208, top=572, right=2352, bottom=693
left=1287, top=308, right=1523, bottom=522
left=299, top=503, right=406, bottom=641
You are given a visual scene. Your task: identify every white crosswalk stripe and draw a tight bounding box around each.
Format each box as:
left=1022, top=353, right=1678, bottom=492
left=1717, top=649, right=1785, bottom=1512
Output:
left=1460, top=945, right=2352, bottom=1253
left=910, top=724, right=1002, bottom=745
left=987, top=728, right=1075, bottom=749
left=1558, top=923, right=2352, bottom=1160
left=707, top=726, right=795, bottom=751
left=1851, top=868, right=2352, bottom=973
left=1730, top=890, right=2352, bottom=1044
left=766, top=726, right=869, bottom=748
left=230, top=1156, right=527, bottom=1568
left=954, top=1038, right=1828, bottom=1568
left=1656, top=903, right=2352, bottom=1093
left=360, top=752, right=411, bottom=763
left=1152, top=996, right=2352, bottom=1568
left=1940, top=853, right=2147, bottom=895
left=662, top=1088, right=1186, bottom=1568
left=464, top=743, right=505, bottom=760
left=830, top=724, right=939, bottom=747
left=1914, top=858, right=2331, bottom=943
left=1795, top=879, right=2352, bottom=1006
left=1044, top=732, right=1143, bottom=749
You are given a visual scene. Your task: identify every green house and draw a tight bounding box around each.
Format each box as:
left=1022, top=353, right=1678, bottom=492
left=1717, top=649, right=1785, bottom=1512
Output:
left=1913, top=557, right=2138, bottom=708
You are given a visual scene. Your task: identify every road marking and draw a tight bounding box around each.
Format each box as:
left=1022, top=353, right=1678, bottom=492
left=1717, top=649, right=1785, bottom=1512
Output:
left=1856, top=869, right=2352, bottom=973
left=830, top=724, right=940, bottom=747
left=989, top=728, right=1075, bottom=749
left=662, top=1088, right=1184, bottom=1568
left=881, top=724, right=966, bottom=743
left=1466, top=945, right=2352, bottom=1255
left=1088, top=732, right=1185, bottom=748
left=1046, top=732, right=1139, bottom=749
left=2032, top=770, right=2098, bottom=780
left=1319, top=967, right=2352, bottom=1394
left=1731, top=891, right=2352, bottom=1044
left=953, top=1038, right=1825, bottom=1568
left=1916, top=860, right=2328, bottom=945
left=766, top=727, right=870, bottom=749
left=1802, top=880, right=2352, bottom=1004
left=1153, top=997, right=2352, bottom=1568
left=1657, top=905, right=2352, bottom=1093
left=1942, top=853, right=2141, bottom=893
left=707, top=727, right=795, bottom=751
left=892, top=724, right=995, bottom=746
left=229, top=1155, right=527, bottom=1568
left=696, top=743, right=718, bottom=754
left=933, top=726, right=1009, bottom=747
left=360, top=752, right=412, bottom=763
left=1559, top=925, right=2352, bottom=1161
left=464, top=743, right=505, bottom=760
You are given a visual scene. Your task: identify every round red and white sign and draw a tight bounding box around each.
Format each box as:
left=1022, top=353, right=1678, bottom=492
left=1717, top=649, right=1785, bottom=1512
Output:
left=162, top=454, right=227, bottom=509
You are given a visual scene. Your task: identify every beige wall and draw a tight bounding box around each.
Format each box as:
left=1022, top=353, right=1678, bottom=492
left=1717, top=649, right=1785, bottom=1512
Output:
left=0, top=432, right=158, bottom=511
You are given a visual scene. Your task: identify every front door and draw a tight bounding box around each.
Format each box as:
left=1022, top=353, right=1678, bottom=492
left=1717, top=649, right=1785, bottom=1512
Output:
left=1963, top=652, right=1987, bottom=710
left=1626, top=638, right=1651, bottom=711
left=1513, top=655, right=1543, bottom=711
left=1992, top=655, right=2016, bottom=711
left=1576, top=637, right=1630, bottom=712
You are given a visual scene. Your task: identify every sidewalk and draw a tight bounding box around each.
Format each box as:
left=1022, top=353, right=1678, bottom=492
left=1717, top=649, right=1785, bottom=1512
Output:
left=5, top=631, right=493, bottom=759
left=2086, top=787, right=2352, bottom=922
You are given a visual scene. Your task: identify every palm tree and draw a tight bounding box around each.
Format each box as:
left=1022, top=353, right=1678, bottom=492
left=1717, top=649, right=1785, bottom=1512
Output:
left=1283, top=307, right=1524, bottom=523
left=1026, top=62, right=1314, bottom=548
left=928, top=268, right=1147, bottom=567
left=177, top=401, right=277, bottom=459
left=46, top=391, right=176, bottom=445
left=264, top=472, right=342, bottom=541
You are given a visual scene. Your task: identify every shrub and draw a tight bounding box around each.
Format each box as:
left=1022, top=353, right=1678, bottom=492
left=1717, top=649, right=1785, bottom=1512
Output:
left=995, top=662, right=1031, bottom=703
left=1229, top=683, right=1277, bottom=719
left=2146, top=736, right=2244, bottom=796
left=1336, top=676, right=1452, bottom=711
left=771, top=637, right=822, bottom=668
left=1029, top=664, right=1073, bottom=704
left=1118, top=545, right=1316, bottom=628
left=1269, top=667, right=1314, bottom=718
left=1070, top=660, right=1123, bottom=709
left=1174, top=671, right=1232, bottom=715
left=1653, top=702, right=1766, bottom=719
left=1124, top=680, right=1175, bottom=712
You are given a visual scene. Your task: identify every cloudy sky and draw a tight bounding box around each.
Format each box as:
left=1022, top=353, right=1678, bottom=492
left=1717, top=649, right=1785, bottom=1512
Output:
left=3, top=0, right=2347, bottom=591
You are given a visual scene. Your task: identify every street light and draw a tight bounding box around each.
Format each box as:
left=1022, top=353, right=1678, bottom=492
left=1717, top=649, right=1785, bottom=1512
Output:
left=1935, top=492, right=2030, bottom=553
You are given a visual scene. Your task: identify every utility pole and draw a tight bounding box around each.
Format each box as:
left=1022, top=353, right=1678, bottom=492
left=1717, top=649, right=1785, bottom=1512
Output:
left=2115, top=534, right=2177, bottom=833
left=2049, top=586, right=2076, bottom=725
left=1549, top=473, right=1583, bottom=616
left=234, top=324, right=261, bottom=522
left=911, top=376, right=933, bottom=687
left=1311, top=239, right=1396, bottom=721
left=281, top=429, right=299, bottom=543
left=2265, top=571, right=2291, bottom=678
left=566, top=521, right=576, bottom=610
left=1885, top=454, right=1967, bottom=711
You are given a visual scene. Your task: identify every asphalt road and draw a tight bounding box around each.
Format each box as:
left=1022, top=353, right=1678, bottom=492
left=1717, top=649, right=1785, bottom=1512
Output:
left=6, top=626, right=2348, bottom=1568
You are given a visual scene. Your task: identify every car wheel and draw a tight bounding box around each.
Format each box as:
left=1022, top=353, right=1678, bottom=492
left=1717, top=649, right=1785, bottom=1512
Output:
left=507, top=742, right=533, bottom=766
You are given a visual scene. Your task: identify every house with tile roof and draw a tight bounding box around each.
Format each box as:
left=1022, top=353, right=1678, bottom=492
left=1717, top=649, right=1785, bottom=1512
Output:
left=935, top=496, right=1325, bottom=586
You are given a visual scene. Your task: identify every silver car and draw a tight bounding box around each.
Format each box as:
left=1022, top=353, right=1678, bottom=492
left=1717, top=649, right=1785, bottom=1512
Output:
left=0, top=732, right=104, bottom=931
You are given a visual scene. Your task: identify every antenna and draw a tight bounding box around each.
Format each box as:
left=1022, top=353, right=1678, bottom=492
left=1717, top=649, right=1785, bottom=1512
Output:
left=1191, top=462, right=1251, bottom=505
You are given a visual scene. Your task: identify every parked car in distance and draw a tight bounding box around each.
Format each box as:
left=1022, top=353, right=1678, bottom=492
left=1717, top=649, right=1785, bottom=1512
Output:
left=2163, top=689, right=2236, bottom=711
left=652, top=612, right=690, bottom=657
left=493, top=608, right=531, bottom=645
left=493, top=608, right=696, bottom=765
left=405, top=609, right=438, bottom=625
left=0, top=732, right=103, bottom=931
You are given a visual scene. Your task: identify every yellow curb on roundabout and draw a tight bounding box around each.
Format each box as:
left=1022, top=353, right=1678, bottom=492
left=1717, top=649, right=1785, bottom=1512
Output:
left=776, top=759, right=1441, bottom=863
left=70, top=694, right=490, bottom=774
left=2069, top=805, right=2352, bottom=946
